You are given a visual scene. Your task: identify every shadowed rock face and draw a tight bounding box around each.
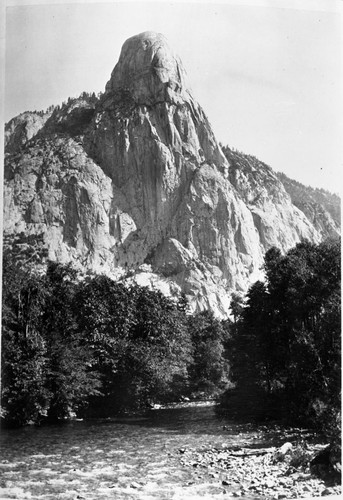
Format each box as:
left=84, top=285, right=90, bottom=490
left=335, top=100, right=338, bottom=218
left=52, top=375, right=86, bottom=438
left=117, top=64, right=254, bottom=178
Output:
left=3, top=32, right=339, bottom=317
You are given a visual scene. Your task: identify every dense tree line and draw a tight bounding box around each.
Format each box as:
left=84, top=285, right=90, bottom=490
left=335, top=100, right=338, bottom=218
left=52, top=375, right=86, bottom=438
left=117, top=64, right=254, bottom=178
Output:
left=1, top=238, right=340, bottom=433
left=224, top=238, right=341, bottom=435
left=1, top=256, right=229, bottom=426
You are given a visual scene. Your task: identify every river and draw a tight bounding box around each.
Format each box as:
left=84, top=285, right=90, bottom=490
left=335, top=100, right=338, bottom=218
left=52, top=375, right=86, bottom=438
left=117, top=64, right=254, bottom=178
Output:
left=0, top=402, right=330, bottom=500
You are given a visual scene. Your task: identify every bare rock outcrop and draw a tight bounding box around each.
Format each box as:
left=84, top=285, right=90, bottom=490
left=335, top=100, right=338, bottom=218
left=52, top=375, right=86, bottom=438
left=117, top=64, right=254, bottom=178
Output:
left=4, top=135, right=118, bottom=276
left=104, top=31, right=191, bottom=106
left=5, top=111, right=52, bottom=154
left=276, top=171, right=341, bottom=239
left=223, top=147, right=322, bottom=249
left=3, top=32, right=340, bottom=317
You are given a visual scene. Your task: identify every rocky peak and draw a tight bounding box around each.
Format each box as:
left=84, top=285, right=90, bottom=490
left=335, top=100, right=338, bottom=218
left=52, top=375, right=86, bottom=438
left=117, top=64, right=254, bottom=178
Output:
left=3, top=32, right=341, bottom=317
left=5, top=111, right=52, bottom=155
left=104, top=31, right=190, bottom=106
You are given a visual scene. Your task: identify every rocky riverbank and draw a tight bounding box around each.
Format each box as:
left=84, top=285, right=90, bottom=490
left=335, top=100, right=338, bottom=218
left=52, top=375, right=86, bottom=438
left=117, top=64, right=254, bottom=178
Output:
left=177, top=438, right=341, bottom=499
left=0, top=404, right=340, bottom=500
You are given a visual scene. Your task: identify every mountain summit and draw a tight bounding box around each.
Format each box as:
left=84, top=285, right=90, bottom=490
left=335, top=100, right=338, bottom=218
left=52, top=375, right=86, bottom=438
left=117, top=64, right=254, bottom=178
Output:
left=3, top=32, right=340, bottom=317
left=105, top=31, right=190, bottom=105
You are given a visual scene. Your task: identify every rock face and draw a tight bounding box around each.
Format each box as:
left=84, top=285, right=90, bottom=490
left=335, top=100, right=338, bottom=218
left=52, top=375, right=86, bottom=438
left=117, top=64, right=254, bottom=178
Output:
left=104, top=32, right=190, bottom=106
left=5, top=111, right=52, bottom=154
left=276, top=171, right=340, bottom=239
left=3, top=32, right=340, bottom=317
left=222, top=148, right=327, bottom=249
left=4, top=134, right=116, bottom=274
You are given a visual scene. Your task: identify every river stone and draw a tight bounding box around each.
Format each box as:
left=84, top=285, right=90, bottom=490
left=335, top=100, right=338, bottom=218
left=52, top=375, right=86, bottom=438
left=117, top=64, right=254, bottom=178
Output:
left=130, top=481, right=141, bottom=488
left=321, top=488, right=334, bottom=496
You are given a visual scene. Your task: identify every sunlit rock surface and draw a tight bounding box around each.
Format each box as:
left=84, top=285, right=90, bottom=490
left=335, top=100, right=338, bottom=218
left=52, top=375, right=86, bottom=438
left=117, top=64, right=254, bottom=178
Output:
left=5, top=111, right=52, bottom=154
left=3, top=32, right=340, bottom=317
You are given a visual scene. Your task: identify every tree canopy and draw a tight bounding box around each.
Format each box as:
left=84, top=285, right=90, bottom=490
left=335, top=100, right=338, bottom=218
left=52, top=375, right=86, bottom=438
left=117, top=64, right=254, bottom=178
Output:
left=1, top=258, right=229, bottom=425
left=2, top=238, right=340, bottom=435
left=225, top=238, right=341, bottom=432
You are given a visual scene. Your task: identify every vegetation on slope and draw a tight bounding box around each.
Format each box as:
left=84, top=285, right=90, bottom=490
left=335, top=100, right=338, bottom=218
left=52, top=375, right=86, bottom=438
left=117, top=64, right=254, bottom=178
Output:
left=221, top=145, right=340, bottom=239
left=1, top=238, right=340, bottom=441
left=277, top=171, right=340, bottom=230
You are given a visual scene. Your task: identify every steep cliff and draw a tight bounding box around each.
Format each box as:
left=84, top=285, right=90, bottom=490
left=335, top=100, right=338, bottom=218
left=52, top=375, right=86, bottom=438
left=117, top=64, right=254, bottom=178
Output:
left=276, top=171, right=340, bottom=238
left=4, top=134, right=117, bottom=275
left=222, top=147, right=324, bottom=247
left=3, top=32, right=340, bottom=317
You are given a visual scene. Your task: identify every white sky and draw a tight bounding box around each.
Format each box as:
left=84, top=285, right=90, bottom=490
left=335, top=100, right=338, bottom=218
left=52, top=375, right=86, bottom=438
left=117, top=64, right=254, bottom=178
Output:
left=2, top=0, right=343, bottom=193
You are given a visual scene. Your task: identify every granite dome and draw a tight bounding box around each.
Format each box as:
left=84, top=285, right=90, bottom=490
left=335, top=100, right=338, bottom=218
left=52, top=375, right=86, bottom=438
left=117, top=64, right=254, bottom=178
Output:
left=105, top=31, right=190, bottom=105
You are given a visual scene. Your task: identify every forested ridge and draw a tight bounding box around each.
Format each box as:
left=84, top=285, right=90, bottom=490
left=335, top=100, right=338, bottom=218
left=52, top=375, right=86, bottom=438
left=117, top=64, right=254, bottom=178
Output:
left=276, top=171, right=340, bottom=224
left=1, top=238, right=340, bottom=441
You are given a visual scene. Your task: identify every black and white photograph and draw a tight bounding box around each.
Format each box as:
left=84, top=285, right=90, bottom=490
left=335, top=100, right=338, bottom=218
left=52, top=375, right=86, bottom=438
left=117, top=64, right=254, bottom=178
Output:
left=1, top=0, right=341, bottom=499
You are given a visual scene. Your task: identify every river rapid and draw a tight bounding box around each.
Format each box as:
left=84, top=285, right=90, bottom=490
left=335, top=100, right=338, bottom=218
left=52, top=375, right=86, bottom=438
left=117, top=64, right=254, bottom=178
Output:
left=0, top=402, right=337, bottom=500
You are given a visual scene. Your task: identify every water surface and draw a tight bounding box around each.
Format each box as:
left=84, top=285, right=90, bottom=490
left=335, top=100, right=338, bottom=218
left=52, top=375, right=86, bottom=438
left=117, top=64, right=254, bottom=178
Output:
left=0, top=403, right=291, bottom=499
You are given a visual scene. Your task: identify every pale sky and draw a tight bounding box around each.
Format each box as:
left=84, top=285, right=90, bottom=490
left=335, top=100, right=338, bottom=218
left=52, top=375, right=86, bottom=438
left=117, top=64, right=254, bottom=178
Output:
left=2, top=0, right=343, bottom=193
